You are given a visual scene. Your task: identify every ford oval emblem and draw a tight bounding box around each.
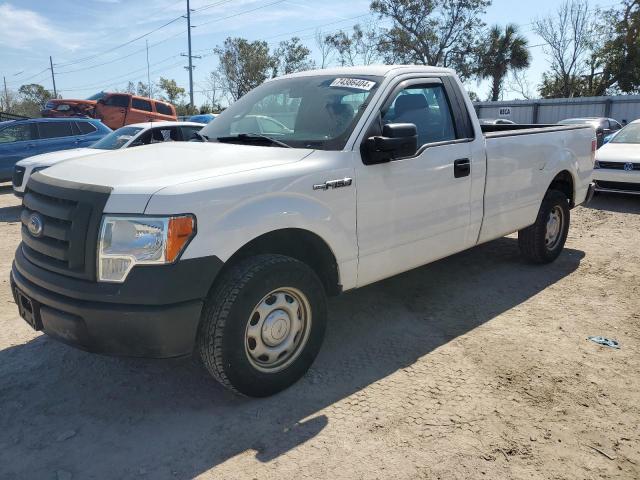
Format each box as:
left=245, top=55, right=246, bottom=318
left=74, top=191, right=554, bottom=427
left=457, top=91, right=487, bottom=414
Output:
left=27, top=213, right=44, bottom=238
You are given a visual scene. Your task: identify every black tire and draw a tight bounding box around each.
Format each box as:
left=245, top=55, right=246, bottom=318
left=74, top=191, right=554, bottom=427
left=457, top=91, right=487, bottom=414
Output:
left=518, top=189, right=570, bottom=264
left=197, top=254, right=327, bottom=397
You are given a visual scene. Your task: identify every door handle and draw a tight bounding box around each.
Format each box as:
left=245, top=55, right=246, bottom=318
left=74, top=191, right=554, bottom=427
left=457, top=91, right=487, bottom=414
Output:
left=454, top=158, right=471, bottom=178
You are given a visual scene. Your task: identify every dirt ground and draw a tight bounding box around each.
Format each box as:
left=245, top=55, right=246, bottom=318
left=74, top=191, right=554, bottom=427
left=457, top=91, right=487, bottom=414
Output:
left=0, top=182, right=638, bottom=480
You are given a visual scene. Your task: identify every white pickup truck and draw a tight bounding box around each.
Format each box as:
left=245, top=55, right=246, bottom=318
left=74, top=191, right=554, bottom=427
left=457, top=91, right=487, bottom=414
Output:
left=11, top=66, right=596, bottom=396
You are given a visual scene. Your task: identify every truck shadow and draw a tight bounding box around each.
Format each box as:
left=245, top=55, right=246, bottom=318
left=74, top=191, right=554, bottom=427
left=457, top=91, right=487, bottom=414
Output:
left=585, top=192, right=640, bottom=214
left=0, top=183, right=14, bottom=195
left=0, top=204, right=21, bottom=222
left=0, top=237, right=585, bottom=479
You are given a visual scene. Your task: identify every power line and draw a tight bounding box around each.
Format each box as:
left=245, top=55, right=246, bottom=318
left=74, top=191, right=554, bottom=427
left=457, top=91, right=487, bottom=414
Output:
left=193, top=0, right=236, bottom=13
left=193, top=0, right=288, bottom=28
left=56, top=31, right=184, bottom=75
left=54, top=15, right=184, bottom=68
left=62, top=53, right=183, bottom=91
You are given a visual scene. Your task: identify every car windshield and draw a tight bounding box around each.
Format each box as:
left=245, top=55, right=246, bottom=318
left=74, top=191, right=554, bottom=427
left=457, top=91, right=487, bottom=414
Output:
left=86, top=92, right=107, bottom=101
left=91, top=126, right=143, bottom=150
left=610, top=123, right=640, bottom=144
left=201, top=75, right=382, bottom=150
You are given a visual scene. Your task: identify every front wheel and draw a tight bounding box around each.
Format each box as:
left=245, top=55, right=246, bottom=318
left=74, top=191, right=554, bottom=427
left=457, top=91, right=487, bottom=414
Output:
left=197, top=254, right=327, bottom=397
left=518, top=189, right=570, bottom=264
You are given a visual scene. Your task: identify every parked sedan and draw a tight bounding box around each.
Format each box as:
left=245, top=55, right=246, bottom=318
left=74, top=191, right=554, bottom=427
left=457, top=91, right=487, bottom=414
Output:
left=0, top=118, right=110, bottom=182
left=593, top=119, right=640, bottom=195
left=13, top=121, right=205, bottom=196
left=558, top=117, right=623, bottom=148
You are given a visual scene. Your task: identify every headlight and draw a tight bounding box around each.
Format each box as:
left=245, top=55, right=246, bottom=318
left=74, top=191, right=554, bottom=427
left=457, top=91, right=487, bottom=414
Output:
left=98, top=215, right=195, bottom=283
left=594, top=160, right=600, bottom=169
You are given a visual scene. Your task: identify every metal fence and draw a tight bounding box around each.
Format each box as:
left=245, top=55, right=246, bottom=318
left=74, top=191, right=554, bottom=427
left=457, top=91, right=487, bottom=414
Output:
left=0, top=111, right=30, bottom=122
left=473, top=95, right=640, bottom=125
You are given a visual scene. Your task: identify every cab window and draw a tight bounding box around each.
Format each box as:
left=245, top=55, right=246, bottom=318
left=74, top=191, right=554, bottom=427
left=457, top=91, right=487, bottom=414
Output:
left=383, top=84, right=457, bottom=147
left=150, top=127, right=178, bottom=143
left=132, top=98, right=152, bottom=112
left=155, top=102, right=173, bottom=115
left=38, top=121, right=74, bottom=139
left=105, top=95, right=130, bottom=108
left=0, top=123, right=34, bottom=143
left=179, top=126, right=202, bottom=141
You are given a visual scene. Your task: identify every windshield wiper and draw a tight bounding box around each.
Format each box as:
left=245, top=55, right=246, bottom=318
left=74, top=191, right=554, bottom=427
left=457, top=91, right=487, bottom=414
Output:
left=215, top=133, right=291, bottom=148
left=192, top=131, right=210, bottom=142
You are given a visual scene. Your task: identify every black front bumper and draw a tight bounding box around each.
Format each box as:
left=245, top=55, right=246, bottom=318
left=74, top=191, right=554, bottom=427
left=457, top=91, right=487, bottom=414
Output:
left=10, top=246, right=223, bottom=358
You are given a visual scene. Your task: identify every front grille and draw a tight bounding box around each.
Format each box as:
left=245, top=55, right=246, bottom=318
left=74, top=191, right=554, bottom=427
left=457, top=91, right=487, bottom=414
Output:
left=595, top=181, right=640, bottom=192
left=20, top=175, right=111, bottom=280
left=597, top=161, right=640, bottom=170
left=12, top=166, right=25, bottom=187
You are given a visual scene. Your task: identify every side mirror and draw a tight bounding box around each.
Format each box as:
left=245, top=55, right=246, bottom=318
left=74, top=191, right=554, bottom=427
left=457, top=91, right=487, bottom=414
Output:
left=361, top=123, right=418, bottom=165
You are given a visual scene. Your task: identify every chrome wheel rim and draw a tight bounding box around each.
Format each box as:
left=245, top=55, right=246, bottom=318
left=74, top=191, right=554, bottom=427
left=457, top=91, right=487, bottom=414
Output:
left=245, top=287, right=312, bottom=373
left=545, top=206, right=564, bottom=250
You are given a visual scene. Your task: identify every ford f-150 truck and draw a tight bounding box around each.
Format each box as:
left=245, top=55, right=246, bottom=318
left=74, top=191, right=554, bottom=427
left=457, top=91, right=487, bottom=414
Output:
left=11, top=66, right=596, bottom=397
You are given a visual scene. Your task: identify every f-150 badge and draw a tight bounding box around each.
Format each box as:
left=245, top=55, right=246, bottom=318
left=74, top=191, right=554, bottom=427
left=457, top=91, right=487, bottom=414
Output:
left=313, top=178, right=353, bottom=191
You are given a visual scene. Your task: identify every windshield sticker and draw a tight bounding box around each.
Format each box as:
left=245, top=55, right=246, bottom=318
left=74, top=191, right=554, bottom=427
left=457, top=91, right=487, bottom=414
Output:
left=330, top=78, right=376, bottom=91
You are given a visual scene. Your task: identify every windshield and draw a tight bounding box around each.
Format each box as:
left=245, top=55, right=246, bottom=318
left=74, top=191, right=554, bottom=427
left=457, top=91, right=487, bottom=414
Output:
left=611, top=123, right=640, bottom=144
left=91, top=126, right=143, bottom=150
left=86, top=92, right=107, bottom=101
left=201, top=75, right=382, bottom=150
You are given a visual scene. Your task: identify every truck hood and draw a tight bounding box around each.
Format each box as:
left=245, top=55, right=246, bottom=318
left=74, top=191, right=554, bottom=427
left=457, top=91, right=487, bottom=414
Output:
left=17, top=148, right=103, bottom=168
left=40, top=141, right=313, bottom=195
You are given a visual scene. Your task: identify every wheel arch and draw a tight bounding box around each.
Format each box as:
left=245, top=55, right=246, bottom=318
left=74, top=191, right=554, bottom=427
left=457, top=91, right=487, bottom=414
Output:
left=547, top=170, right=575, bottom=207
left=219, top=228, right=342, bottom=296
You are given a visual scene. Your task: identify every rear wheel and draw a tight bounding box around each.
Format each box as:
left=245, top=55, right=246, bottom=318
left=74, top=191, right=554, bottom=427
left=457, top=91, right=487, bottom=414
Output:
left=197, top=254, right=327, bottom=397
left=518, top=190, right=570, bottom=263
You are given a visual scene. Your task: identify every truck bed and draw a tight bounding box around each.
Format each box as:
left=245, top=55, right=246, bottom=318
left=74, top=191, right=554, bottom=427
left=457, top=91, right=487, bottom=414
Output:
left=477, top=123, right=594, bottom=245
left=481, top=123, right=592, bottom=137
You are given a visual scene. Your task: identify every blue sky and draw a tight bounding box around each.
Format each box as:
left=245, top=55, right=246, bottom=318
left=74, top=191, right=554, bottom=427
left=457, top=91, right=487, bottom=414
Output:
left=0, top=0, right=619, bottom=105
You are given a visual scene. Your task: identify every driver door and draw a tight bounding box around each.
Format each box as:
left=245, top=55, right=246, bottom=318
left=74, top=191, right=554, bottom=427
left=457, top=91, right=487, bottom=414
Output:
left=355, top=79, right=475, bottom=287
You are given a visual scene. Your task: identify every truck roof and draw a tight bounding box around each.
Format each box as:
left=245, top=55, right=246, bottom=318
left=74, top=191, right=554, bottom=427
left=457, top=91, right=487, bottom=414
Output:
left=276, top=64, right=455, bottom=80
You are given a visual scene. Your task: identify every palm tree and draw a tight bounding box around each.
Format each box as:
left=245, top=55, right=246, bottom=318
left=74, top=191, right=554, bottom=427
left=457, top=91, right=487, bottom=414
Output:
left=477, top=24, right=531, bottom=101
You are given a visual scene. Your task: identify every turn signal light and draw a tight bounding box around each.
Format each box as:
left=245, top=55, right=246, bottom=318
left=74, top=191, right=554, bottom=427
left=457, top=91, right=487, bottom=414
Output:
left=167, top=216, right=195, bottom=262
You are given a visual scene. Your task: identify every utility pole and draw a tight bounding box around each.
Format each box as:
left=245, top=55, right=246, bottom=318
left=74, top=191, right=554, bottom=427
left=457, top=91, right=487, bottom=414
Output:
left=49, top=56, right=57, bottom=98
left=3, top=76, right=9, bottom=111
left=186, top=0, right=194, bottom=108
left=146, top=39, right=152, bottom=98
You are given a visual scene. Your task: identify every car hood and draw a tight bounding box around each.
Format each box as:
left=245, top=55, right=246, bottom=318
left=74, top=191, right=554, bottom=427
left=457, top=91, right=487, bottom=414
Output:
left=596, top=143, right=640, bottom=162
left=39, top=141, right=313, bottom=199
left=17, top=148, right=102, bottom=168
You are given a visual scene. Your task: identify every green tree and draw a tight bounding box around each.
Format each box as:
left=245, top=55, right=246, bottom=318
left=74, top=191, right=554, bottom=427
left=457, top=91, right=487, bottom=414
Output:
left=476, top=24, right=530, bottom=101
left=214, top=37, right=275, bottom=101
left=594, top=0, right=640, bottom=94
left=371, top=0, right=491, bottom=81
left=16, top=84, right=54, bottom=117
left=157, top=77, right=185, bottom=104
left=272, top=37, right=315, bottom=76
left=324, top=22, right=381, bottom=66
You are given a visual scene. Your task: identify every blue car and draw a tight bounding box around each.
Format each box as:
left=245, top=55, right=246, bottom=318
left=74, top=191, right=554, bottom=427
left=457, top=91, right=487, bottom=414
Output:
left=188, top=113, right=216, bottom=124
left=0, top=118, right=111, bottom=182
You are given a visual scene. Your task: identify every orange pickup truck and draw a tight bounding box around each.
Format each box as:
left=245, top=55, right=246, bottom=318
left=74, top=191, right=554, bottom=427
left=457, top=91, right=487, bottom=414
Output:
left=42, top=92, right=177, bottom=130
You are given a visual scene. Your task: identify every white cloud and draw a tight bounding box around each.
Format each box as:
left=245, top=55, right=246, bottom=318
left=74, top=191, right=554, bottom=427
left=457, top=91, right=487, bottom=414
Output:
left=0, top=3, right=83, bottom=50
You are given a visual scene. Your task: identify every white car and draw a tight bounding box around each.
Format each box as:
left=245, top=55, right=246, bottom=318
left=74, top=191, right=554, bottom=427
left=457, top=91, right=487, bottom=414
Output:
left=11, top=65, right=595, bottom=397
left=12, top=121, right=205, bottom=196
left=594, top=119, right=640, bottom=195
